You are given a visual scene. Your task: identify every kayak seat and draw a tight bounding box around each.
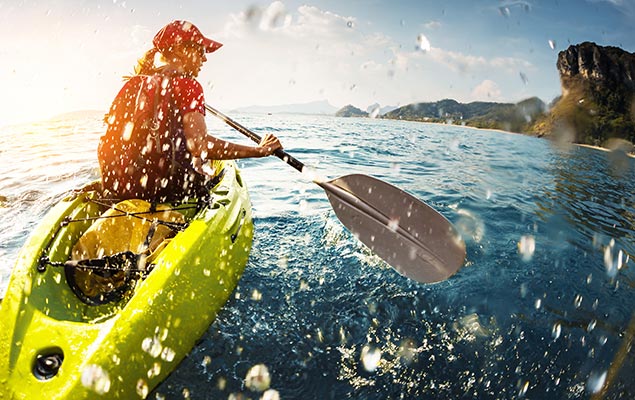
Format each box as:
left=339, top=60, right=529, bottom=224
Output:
left=66, top=199, right=186, bottom=305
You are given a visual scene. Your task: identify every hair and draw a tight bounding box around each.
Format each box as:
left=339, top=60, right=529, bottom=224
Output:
left=129, top=44, right=195, bottom=79
left=134, top=48, right=160, bottom=76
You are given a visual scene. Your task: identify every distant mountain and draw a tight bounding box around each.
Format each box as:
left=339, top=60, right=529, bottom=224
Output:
left=233, top=100, right=338, bottom=115
left=533, top=42, right=635, bottom=145
left=335, top=105, right=368, bottom=117
left=381, top=98, right=546, bottom=133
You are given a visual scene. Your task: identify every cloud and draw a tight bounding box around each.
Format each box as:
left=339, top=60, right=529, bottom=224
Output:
left=472, top=80, right=503, bottom=100
left=424, top=48, right=532, bottom=74
left=586, top=0, right=635, bottom=18
left=208, top=1, right=536, bottom=109
left=423, top=20, right=442, bottom=30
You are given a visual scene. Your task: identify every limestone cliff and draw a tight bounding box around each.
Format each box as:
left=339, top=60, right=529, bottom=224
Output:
left=536, top=42, right=635, bottom=145
left=557, top=42, right=635, bottom=89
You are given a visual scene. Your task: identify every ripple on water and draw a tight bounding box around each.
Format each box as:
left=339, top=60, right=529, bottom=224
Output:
left=2, top=115, right=635, bottom=398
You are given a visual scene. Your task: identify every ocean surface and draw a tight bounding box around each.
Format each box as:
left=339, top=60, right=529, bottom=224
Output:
left=1, top=113, right=634, bottom=399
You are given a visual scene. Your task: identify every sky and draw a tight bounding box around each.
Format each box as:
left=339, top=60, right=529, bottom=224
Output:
left=1, top=0, right=634, bottom=126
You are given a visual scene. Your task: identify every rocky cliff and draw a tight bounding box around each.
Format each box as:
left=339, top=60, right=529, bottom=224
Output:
left=557, top=42, right=635, bottom=89
left=537, top=42, right=635, bottom=145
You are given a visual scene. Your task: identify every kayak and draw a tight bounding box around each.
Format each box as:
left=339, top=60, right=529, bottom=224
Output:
left=0, top=160, right=253, bottom=398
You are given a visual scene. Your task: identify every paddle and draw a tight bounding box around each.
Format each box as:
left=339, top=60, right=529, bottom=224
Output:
left=204, top=104, right=466, bottom=283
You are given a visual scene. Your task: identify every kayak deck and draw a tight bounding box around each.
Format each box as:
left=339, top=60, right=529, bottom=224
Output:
left=0, top=161, right=254, bottom=398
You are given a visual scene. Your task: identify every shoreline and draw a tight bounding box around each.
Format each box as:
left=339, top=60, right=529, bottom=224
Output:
left=385, top=118, right=635, bottom=158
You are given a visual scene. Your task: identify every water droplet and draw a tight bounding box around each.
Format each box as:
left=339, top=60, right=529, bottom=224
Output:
left=586, top=370, right=607, bottom=394
left=587, top=320, right=597, bottom=332
left=346, top=20, right=354, bottom=28
left=518, top=235, right=535, bottom=261
left=604, top=241, right=622, bottom=278
left=245, top=364, right=271, bottom=392
left=217, top=376, right=227, bottom=390
left=548, top=39, right=556, bottom=50
left=81, top=364, right=111, bottom=394
left=262, top=389, right=280, bottom=400
left=122, top=121, right=134, bottom=141
left=574, top=294, right=583, bottom=308
left=142, top=336, right=162, bottom=358
left=147, top=362, right=161, bottom=378
left=387, top=218, right=400, bottom=232
left=161, top=347, right=176, bottom=362
left=136, top=379, right=149, bottom=398
left=520, top=283, right=528, bottom=298
left=518, top=380, right=529, bottom=397
left=416, top=33, right=431, bottom=52
left=361, top=345, right=381, bottom=372
left=552, top=323, right=561, bottom=340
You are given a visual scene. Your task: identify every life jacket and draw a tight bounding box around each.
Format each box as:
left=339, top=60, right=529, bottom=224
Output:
left=98, top=73, right=205, bottom=202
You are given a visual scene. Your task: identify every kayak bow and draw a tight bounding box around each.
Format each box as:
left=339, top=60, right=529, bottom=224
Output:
left=0, top=160, right=253, bottom=398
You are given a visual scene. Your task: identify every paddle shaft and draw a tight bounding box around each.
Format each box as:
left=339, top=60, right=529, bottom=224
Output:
left=204, top=104, right=305, bottom=173
left=204, top=103, right=466, bottom=283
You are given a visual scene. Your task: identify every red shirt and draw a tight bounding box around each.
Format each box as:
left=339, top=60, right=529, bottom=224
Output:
left=169, top=76, right=206, bottom=116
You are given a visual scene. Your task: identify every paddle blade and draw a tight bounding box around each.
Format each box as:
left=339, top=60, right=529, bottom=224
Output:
left=319, top=174, right=466, bottom=283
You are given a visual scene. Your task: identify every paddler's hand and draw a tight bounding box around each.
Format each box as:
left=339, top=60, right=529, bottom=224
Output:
left=257, top=133, right=283, bottom=156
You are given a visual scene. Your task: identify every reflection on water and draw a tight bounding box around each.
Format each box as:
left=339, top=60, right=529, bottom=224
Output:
left=1, top=115, right=634, bottom=398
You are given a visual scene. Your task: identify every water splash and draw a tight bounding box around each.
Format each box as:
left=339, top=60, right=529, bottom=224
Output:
left=360, top=345, right=381, bottom=372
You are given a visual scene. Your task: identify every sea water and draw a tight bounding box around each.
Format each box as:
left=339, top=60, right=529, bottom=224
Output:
left=1, top=113, right=634, bottom=399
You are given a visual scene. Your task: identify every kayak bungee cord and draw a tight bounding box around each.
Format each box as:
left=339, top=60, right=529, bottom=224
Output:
left=36, top=197, right=195, bottom=274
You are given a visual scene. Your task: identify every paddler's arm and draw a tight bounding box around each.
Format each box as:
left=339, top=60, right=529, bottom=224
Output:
left=183, top=112, right=282, bottom=160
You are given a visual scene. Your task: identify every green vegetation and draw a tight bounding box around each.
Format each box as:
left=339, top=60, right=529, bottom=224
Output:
left=379, top=98, right=546, bottom=133
left=335, top=43, right=635, bottom=149
left=536, top=76, right=635, bottom=146
left=335, top=105, right=368, bottom=118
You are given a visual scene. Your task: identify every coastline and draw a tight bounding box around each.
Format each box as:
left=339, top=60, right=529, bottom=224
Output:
left=381, top=117, right=635, bottom=158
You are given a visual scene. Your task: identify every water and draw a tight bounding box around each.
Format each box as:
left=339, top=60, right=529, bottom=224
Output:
left=1, top=113, right=634, bottom=399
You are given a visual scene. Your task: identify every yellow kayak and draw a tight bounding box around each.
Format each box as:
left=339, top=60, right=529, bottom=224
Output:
left=0, top=160, right=253, bottom=398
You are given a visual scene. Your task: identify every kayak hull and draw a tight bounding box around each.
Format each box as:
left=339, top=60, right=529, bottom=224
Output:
left=0, top=161, right=253, bottom=398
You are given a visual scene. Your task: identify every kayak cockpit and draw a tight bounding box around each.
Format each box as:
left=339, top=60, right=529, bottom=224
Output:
left=30, top=190, right=203, bottom=321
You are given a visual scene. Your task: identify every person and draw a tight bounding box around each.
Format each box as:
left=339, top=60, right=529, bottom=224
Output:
left=98, top=20, right=282, bottom=202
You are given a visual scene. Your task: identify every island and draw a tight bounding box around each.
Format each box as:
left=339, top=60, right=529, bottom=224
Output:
left=335, top=42, right=635, bottom=150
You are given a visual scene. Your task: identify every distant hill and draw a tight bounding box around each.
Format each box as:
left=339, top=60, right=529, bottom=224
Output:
left=533, top=42, right=635, bottom=145
left=233, top=100, right=338, bottom=115
left=381, top=98, right=546, bottom=133
left=335, top=105, right=368, bottom=117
